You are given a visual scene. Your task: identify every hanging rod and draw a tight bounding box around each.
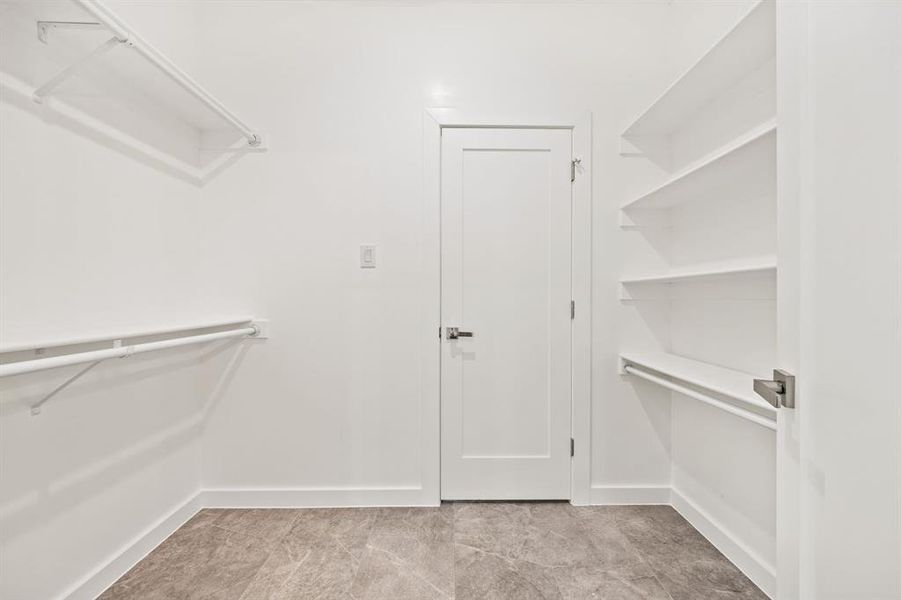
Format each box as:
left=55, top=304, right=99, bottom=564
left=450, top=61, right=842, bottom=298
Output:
left=0, top=325, right=260, bottom=378
left=37, top=0, right=261, bottom=147
left=623, top=364, right=777, bottom=431
left=0, top=316, right=257, bottom=353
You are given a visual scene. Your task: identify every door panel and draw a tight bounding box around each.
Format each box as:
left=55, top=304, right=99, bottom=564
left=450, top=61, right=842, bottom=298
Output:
left=778, top=2, right=901, bottom=598
left=440, top=128, right=572, bottom=500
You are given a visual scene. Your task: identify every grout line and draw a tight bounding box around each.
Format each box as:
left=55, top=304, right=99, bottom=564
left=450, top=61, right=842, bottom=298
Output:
left=449, top=501, right=457, bottom=599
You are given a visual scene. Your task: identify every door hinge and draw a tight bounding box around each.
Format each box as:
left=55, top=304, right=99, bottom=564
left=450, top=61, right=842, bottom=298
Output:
left=570, top=158, right=581, bottom=182
left=570, top=438, right=575, bottom=457
left=570, top=300, right=575, bottom=320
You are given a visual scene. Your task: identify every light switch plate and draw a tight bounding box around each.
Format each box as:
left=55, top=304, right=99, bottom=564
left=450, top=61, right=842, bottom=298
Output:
left=360, top=245, right=376, bottom=268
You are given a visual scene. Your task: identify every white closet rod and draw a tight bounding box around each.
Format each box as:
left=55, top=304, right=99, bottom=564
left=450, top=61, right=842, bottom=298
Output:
left=0, top=326, right=258, bottom=378
left=71, top=0, right=261, bottom=147
left=623, top=365, right=776, bottom=431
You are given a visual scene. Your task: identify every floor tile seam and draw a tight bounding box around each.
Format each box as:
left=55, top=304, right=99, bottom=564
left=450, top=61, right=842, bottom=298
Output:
left=456, top=539, right=582, bottom=572
left=450, top=502, right=457, bottom=600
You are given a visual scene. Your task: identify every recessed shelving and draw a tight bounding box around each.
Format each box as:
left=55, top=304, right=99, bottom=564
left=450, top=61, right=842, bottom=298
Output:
left=621, top=0, right=775, bottom=139
left=619, top=352, right=773, bottom=413
left=616, top=1, right=779, bottom=586
left=621, top=120, right=776, bottom=213
left=620, top=256, right=776, bottom=286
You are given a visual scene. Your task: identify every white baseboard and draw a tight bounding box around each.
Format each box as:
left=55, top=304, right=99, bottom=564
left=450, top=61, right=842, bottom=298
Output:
left=63, top=491, right=203, bottom=600
left=589, top=484, right=672, bottom=505
left=671, top=488, right=776, bottom=599
left=200, top=486, right=433, bottom=508
left=60, top=486, right=430, bottom=599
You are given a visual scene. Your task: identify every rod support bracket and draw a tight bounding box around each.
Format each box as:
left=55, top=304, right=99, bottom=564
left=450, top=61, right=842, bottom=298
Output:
left=249, top=319, right=270, bottom=339
left=29, top=360, right=103, bottom=416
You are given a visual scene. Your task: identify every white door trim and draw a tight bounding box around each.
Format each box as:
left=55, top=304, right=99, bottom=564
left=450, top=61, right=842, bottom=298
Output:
left=421, top=108, right=592, bottom=505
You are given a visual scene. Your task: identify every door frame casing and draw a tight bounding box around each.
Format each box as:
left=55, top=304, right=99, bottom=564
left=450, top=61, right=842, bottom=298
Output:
left=421, top=109, right=593, bottom=505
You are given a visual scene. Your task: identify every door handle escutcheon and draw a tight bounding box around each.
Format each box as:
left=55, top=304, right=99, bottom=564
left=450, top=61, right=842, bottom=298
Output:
left=445, top=327, right=473, bottom=340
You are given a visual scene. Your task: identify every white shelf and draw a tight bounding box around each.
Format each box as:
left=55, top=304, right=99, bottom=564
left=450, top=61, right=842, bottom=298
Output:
left=0, top=0, right=263, bottom=181
left=620, top=256, right=776, bottom=286
left=621, top=120, right=776, bottom=212
left=622, top=0, right=775, bottom=138
left=619, top=351, right=772, bottom=412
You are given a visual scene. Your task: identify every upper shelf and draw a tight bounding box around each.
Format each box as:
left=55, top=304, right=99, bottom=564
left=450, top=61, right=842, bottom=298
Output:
left=0, top=0, right=263, bottom=181
left=622, top=0, right=776, bottom=139
left=620, top=255, right=776, bottom=286
left=622, top=120, right=776, bottom=212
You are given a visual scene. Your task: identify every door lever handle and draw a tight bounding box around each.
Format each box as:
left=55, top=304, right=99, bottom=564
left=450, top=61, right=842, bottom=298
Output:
left=753, top=369, right=795, bottom=409
left=753, top=378, right=783, bottom=409
left=445, top=327, right=473, bottom=340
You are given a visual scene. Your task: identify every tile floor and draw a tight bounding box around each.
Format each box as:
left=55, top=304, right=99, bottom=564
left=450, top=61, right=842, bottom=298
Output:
left=100, top=502, right=768, bottom=600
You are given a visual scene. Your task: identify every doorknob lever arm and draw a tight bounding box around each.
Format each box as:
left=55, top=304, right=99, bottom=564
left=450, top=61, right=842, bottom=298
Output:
left=445, top=327, right=473, bottom=340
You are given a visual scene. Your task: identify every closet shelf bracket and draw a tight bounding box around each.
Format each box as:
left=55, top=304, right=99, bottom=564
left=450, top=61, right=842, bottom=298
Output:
left=37, top=20, right=104, bottom=44
left=29, top=360, right=102, bottom=415
left=32, top=36, right=124, bottom=103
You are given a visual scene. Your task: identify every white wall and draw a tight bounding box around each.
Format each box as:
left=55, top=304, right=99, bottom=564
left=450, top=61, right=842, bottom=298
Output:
left=0, top=2, right=213, bottom=599
left=188, top=0, right=715, bottom=502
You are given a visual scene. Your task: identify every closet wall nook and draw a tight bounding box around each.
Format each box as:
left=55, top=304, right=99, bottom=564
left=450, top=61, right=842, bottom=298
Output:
left=619, top=1, right=778, bottom=592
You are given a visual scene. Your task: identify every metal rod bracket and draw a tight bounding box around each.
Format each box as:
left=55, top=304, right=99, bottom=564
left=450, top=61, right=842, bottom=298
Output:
left=753, top=369, right=795, bottom=409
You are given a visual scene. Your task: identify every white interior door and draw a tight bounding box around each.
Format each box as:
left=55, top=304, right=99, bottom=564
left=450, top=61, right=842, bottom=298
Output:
left=440, top=127, right=573, bottom=500
left=777, top=2, right=901, bottom=598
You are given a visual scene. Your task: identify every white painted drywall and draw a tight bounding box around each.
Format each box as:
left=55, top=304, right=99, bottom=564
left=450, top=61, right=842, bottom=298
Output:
left=0, top=2, right=213, bottom=599
left=187, top=0, right=730, bottom=499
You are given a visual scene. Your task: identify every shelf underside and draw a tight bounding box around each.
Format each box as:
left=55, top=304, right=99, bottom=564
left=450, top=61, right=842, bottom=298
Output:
left=622, top=0, right=776, bottom=139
